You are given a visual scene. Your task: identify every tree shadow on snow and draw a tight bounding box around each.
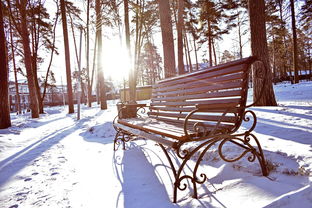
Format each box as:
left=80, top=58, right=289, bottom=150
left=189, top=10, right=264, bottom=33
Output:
left=112, top=142, right=179, bottom=208
left=0, top=116, right=95, bottom=187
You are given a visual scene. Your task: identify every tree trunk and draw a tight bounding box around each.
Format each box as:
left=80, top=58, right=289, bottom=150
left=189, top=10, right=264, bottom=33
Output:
left=124, top=0, right=136, bottom=102
left=86, top=0, right=92, bottom=107
left=290, top=0, right=299, bottom=83
left=0, top=2, right=11, bottom=128
left=212, top=38, right=217, bottom=65
left=159, top=0, right=176, bottom=78
left=208, top=19, right=212, bottom=67
left=177, top=0, right=184, bottom=75
left=19, top=0, right=40, bottom=118
left=60, top=0, right=74, bottom=113
left=96, top=0, right=107, bottom=109
left=185, top=33, right=193, bottom=72
left=42, top=5, right=59, bottom=108
left=193, top=35, right=199, bottom=71
left=9, top=16, right=21, bottom=114
left=248, top=0, right=277, bottom=106
left=237, top=13, right=243, bottom=59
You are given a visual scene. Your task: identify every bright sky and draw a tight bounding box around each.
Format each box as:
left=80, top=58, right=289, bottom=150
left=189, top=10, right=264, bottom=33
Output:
left=9, top=0, right=251, bottom=88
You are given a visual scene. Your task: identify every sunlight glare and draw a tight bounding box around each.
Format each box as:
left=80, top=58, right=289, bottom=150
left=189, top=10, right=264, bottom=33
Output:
left=103, top=43, right=131, bottom=82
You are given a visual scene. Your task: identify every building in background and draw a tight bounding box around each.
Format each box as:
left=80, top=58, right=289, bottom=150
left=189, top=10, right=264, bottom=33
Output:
left=8, top=81, right=67, bottom=112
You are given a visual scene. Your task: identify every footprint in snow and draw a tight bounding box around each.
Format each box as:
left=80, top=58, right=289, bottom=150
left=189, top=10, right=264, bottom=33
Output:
left=51, top=172, right=59, bottom=176
left=9, top=205, right=19, bottom=208
left=24, top=177, right=32, bottom=182
left=32, top=172, right=39, bottom=176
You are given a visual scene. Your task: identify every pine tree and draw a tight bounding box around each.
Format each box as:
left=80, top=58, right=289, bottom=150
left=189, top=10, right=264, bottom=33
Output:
left=17, top=0, right=40, bottom=118
left=248, top=0, right=277, bottom=106
left=96, top=0, right=107, bottom=109
left=158, top=0, right=176, bottom=78
left=60, top=0, right=74, bottom=113
left=0, top=1, right=11, bottom=129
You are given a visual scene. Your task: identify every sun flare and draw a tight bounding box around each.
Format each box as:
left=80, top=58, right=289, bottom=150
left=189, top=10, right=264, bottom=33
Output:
left=102, top=43, right=131, bottom=82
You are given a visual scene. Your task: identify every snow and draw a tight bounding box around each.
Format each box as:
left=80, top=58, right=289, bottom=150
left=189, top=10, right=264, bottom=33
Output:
left=1, top=81, right=312, bottom=208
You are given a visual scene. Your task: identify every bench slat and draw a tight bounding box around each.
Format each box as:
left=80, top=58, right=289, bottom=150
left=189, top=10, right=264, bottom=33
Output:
left=153, top=72, right=245, bottom=94
left=152, top=89, right=242, bottom=102
left=148, top=111, right=237, bottom=123
left=152, top=81, right=243, bottom=97
left=114, top=123, right=176, bottom=147
left=150, top=98, right=241, bottom=107
left=149, top=106, right=240, bottom=113
left=154, top=63, right=248, bottom=89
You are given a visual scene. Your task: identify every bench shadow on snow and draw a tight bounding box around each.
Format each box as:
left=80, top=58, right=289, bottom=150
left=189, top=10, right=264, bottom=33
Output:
left=113, top=142, right=179, bottom=208
left=112, top=138, right=311, bottom=208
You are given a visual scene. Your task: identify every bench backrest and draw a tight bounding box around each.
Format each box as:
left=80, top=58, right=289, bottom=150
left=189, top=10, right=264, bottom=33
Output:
left=148, top=56, right=256, bottom=136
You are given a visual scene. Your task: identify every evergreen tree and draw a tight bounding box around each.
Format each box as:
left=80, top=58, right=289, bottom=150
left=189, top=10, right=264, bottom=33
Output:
left=158, top=0, right=176, bottom=78
left=60, top=0, right=74, bottom=113
left=0, top=1, right=11, bottom=129
left=248, top=0, right=277, bottom=106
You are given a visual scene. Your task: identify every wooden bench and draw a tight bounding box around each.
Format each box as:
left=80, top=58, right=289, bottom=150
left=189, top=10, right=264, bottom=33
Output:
left=113, top=56, right=268, bottom=203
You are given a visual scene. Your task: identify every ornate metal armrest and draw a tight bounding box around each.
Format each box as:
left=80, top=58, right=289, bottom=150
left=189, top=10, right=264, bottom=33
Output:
left=183, top=106, right=232, bottom=140
left=116, top=103, right=147, bottom=119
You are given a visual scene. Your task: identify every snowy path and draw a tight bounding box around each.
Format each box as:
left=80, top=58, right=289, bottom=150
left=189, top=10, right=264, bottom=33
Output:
left=1, top=82, right=312, bottom=208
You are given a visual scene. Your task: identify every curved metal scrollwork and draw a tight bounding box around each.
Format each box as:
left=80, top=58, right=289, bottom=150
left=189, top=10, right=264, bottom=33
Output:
left=135, top=106, right=146, bottom=118
left=242, top=110, right=257, bottom=133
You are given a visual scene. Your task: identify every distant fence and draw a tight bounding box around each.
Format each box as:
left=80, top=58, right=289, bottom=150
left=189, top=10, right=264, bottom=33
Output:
left=119, top=85, right=152, bottom=102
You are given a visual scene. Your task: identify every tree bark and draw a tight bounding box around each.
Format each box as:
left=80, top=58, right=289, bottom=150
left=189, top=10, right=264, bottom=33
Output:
left=248, top=0, right=277, bottom=106
left=193, top=35, right=199, bottom=71
left=9, top=15, right=21, bottom=114
left=124, top=0, right=136, bottom=102
left=96, top=0, right=107, bottom=109
left=185, top=33, right=193, bottom=72
left=19, top=0, right=40, bottom=118
left=60, top=0, right=74, bottom=113
left=177, top=0, right=184, bottom=75
left=290, top=0, right=299, bottom=83
left=86, top=0, right=92, bottom=107
left=159, top=0, right=176, bottom=78
left=208, top=19, right=213, bottom=66
left=0, top=1, right=11, bottom=128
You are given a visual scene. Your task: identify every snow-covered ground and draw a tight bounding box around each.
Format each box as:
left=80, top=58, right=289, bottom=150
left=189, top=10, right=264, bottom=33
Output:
left=1, top=81, right=312, bottom=208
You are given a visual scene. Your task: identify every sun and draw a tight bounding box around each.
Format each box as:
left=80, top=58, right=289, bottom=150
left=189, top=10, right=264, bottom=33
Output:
left=102, top=41, right=131, bottom=83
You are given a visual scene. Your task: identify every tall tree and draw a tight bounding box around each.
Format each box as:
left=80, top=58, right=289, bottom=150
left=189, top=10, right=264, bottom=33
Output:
left=158, top=0, right=176, bottom=78
left=96, top=0, right=107, bottom=109
left=177, top=0, right=185, bottom=75
left=290, top=0, right=299, bottom=83
left=248, top=0, right=277, bottom=106
left=9, top=13, right=21, bottom=114
left=0, top=1, right=11, bottom=128
left=86, top=0, right=92, bottom=107
left=124, top=0, right=136, bottom=102
left=60, top=0, right=74, bottom=113
left=17, top=0, right=40, bottom=118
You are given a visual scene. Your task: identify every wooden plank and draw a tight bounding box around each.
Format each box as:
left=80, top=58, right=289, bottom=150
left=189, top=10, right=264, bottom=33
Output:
left=114, top=123, right=177, bottom=147
left=152, top=81, right=243, bottom=98
left=118, top=118, right=190, bottom=140
left=155, top=56, right=255, bottom=87
left=153, top=72, right=245, bottom=93
left=154, top=117, right=235, bottom=130
left=150, top=98, right=241, bottom=107
left=149, top=106, right=240, bottom=113
left=148, top=111, right=238, bottom=123
left=154, top=64, right=247, bottom=89
left=152, top=89, right=242, bottom=102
